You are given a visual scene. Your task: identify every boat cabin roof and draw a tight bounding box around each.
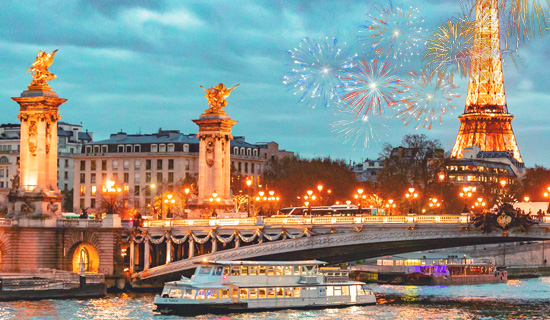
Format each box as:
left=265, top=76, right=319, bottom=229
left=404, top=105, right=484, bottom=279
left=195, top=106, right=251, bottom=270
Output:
left=194, top=260, right=326, bottom=266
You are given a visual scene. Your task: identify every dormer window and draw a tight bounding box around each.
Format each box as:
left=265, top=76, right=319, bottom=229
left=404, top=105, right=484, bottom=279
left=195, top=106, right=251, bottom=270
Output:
left=253, top=149, right=258, bottom=157
left=117, top=145, right=124, bottom=153
left=167, top=144, right=175, bottom=152
left=151, top=144, right=158, bottom=153
left=85, top=146, right=92, bottom=154
left=240, top=147, right=245, bottom=155
left=134, top=145, right=141, bottom=153
left=247, top=148, right=251, bottom=156
left=101, top=145, right=108, bottom=153
left=93, top=146, right=100, bottom=153
left=183, top=144, right=189, bottom=152
left=159, top=144, right=166, bottom=152
left=234, top=147, right=239, bottom=154
left=126, top=145, right=132, bottom=153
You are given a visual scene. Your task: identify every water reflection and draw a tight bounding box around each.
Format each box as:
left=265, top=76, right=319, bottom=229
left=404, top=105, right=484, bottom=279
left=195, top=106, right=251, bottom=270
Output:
left=0, top=278, right=548, bottom=319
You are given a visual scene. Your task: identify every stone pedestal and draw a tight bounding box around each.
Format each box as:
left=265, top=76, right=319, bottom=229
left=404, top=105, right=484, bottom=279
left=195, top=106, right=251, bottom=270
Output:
left=187, top=110, right=237, bottom=218
left=7, top=85, right=65, bottom=218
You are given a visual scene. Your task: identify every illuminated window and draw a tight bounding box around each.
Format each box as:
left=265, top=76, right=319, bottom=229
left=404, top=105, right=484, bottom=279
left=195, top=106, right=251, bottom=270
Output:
left=258, top=288, right=266, bottom=298
left=79, top=247, right=90, bottom=271
left=91, top=186, right=96, bottom=196
left=220, top=289, right=229, bottom=299
left=249, top=288, right=258, bottom=299
left=294, top=287, right=301, bottom=297
left=240, top=288, right=248, bottom=299
left=80, top=186, right=85, bottom=196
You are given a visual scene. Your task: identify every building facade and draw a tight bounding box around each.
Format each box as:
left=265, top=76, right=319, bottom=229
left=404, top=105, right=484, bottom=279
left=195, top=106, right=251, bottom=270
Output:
left=73, top=129, right=265, bottom=213
left=350, top=158, right=385, bottom=184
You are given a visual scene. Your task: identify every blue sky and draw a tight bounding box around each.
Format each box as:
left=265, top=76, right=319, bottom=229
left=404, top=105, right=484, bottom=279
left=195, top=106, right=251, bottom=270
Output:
left=1, top=0, right=549, bottom=166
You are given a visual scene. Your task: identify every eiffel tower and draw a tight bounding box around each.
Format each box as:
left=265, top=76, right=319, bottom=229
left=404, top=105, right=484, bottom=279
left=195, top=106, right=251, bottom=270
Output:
left=450, top=0, right=523, bottom=163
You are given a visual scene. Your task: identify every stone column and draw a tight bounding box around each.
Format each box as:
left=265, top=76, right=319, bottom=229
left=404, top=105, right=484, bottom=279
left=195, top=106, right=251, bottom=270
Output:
left=211, top=237, right=217, bottom=253
left=188, top=239, right=195, bottom=258
left=129, top=241, right=135, bottom=274
left=144, top=238, right=150, bottom=270
left=165, top=238, right=172, bottom=264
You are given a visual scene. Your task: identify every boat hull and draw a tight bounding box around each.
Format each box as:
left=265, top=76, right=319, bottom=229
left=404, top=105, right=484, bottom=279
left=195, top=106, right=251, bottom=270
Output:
left=0, top=283, right=106, bottom=301
left=154, top=300, right=376, bottom=316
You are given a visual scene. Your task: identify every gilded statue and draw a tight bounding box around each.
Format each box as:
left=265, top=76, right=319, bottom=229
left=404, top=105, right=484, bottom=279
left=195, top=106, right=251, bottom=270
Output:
left=200, top=83, right=239, bottom=112
left=27, top=49, right=58, bottom=87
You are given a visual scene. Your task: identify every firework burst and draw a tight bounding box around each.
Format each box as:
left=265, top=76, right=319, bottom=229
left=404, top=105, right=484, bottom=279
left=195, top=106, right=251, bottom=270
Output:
left=331, top=109, right=390, bottom=149
left=396, top=71, right=460, bottom=130
left=423, top=20, right=474, bottom=79
left=283, top=37, right=356, bottom=109
left=358, top=0, right=426, bottom=66
left=338, top=58, right=406, bottom=117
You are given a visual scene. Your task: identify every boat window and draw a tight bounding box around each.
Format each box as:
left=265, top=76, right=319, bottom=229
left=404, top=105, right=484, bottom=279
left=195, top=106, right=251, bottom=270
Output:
left=284, top=287, right=293, bottom=298
left=232, top=288, right=239, bottom=298
left=258, top=288, right=267, bottom=298
left=327, top=286, right=334, bottom=297
left=249, top=266, right=259, bottom=276
left=267, top=266, right=275, bottom=275
left=207, top=289, right=218, bottom=299
left=220, top=289, right=229, bottom=299
left=231, top=267, right=240, bottom=276
left=199, top=266, right=212, bottom=275
left=240, top=266, right=249, bottom=276
left=249, top=288, right=258, bottom=299
left=293, top=266, right=301, bottom=275
left=267, top=288, right=276, bottom=298
left=169, top=288, right=182, bottom=298
left=196, top=289, right=205, bottom=299
left=259, top=266, right=267, bottom=275
left=357, top=285, right=365, bottom=295
left=294, top=287, right=301, bottom=297
left=240, top=288, right=248, bottom=299
left=284, top=266, right=293, bottom=275
left=223, top=267, right=230, bottom=275
left=276, top=287, right=284, bottom=298
left=276, top=266, right=284, bottom=275
left=183, top=289, right=195, bottom=299
left=334, top=286, right=342, bottom=296
left=342, top=286, right=349, bottom=296
left=215, top=266, right=224, bottom=276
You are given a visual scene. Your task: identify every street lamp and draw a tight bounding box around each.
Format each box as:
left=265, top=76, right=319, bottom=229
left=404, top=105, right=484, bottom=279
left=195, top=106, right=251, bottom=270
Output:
left=524, top=196, right=530, bottom=202
left=459, top=186, right=475, bottom=213
left=102, top=179, right=122, bottom=216
left=164, top=194, right=175, bottom=218
left=385, top=199, right=395, bottom=216
left=438, top=171, right=445, bottom=202
left=405, top=187, right=418, bottom=213
left=246, top=178, right=253, bottom=215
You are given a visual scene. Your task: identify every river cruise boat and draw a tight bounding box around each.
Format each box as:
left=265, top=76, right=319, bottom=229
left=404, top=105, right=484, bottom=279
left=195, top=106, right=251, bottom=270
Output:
left=154, top=260, right=376, bottom=316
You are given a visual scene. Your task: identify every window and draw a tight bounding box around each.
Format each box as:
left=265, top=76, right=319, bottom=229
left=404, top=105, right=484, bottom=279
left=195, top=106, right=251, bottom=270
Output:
left=333, top=286, right=342, bottom=296
left=167, top=144, right=175, bottom=152
left=249, top=288, right=258, bottom=299
left=183, top=144, right=189, bottom=152
left=241, top=148, right=245, bottom=155
left=118, top=145, right=124, bottom=153
left=284, top=288, right=292, bottom=298
left=168, top=172, right=174, bottom=183
left=240, top=288, right=248, bottom=299
left=157, top=159, right=163, bottom=170
left=196, top=290, right=205, bottom=300
left=234, top=147, right=239, bottom=154
left=134, top=145, right=141, bottom=152
left=267, top=288, right=276, bottom=298
left=80, top=160, right=85, bottom=171
left=284, top=266, right=293, bottom=275
left=123, top=160, right=129, bottom=170
left=206, top=289, right=218, bottom=299
left=253, top=149, right=258, bottom=157
left=80, top=173, right=85, bottom=183
left=135, top=160, right=141, bottom=169
left=112, top=160, right=118, bottom=169
left=124, top=173, right=129, bottom=183
left=134, top=173, right=140, bottom=183
left=85, top=146, right=92, bottom=153
left=101, top=145, right=107, bottom=153
left=146, top=160, right=151, bottom=170
left=93, top=146, right=100, bottom=153
left=65, top=159, right=69, bottom=168
left=182, top=289, right=195, bottom=299
left=245, top=163, right=248, bottom=173
left=221, top=289, right=229, bottom=299
left=123, top=185, right=129, bottom=195
left=247, top=148, right=251, bottom=156
left=258, top=288, right=267, bottom=299
left=168, top=159, right=174, bottom=170
left=240, top=266, right=248, bottom=276
left=102, top=173, right=107, bottom=182
left=159, top=144, right=166, bottom=152
left=64, top=171, right=68, bottom=180
left=91, top=173, right=96, bottom=183
left=276, top=266, right=284, bottom=275
left=151, top=144, right=158, bottom=153
left=91, top=186, right=96, bottom=196
left=276, top=287, right=284, bottom=298
left=267, top=266, right=275, bottom=275
left=251, top=163, right=255, bottom=174
left=80, top=198, right=85, bottom=209
left=259, top=266, right=266, bottom=275
left=102, top=160, right=107, bottom=171
left=80, top=186, right=85, bottom=196
left=125, top=145, right=132, bottom=153
left=185, top=160, right=190, bottom=170
left=327, top=286, right=333, bottom=296
left=146, top=172, right=151, bottom=183
left=134, top=186, right=140, bottom=196
left=294, top=287, right=301, bottom=297
left=169, top=289, right=183, bottom=298
left=156, top=172, right=162, bottom=182
left=91, top=198, right=96, bottom=208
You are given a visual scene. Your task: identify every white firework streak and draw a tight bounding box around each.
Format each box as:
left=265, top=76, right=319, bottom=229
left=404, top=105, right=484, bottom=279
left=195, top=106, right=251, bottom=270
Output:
left=283, top=37, right=356, bottom=109
left=331, top=109, right=390, bottom=150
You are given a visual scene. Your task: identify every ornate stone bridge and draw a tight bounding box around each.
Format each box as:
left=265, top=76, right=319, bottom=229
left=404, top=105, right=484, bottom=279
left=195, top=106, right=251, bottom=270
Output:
left=129, top=215, right=550, bottom=287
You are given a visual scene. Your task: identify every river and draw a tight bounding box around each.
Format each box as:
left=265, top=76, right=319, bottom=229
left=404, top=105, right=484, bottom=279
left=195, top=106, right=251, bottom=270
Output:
left=1, top=277, right=549, bottom=319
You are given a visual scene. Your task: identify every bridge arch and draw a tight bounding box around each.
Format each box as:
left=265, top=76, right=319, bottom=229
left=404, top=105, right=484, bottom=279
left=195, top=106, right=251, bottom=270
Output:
left=68, top=242, right=100, bottom=273
left=0, top=232, right=9, bottom=271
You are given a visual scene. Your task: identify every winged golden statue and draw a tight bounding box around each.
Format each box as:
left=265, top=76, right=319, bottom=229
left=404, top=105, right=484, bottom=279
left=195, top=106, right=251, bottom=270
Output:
left=27, top=49, right=58, bottom=87
left=200, top=83, right=239, bottom=113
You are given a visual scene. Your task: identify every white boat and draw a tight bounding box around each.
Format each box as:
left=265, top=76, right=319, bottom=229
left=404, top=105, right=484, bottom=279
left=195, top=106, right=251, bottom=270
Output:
left=154, top=260, right=376, bottom=316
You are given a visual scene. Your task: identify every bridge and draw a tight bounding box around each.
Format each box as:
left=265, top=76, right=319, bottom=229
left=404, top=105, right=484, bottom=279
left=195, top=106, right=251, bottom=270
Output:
left=128, top=214, right=550, bottom=287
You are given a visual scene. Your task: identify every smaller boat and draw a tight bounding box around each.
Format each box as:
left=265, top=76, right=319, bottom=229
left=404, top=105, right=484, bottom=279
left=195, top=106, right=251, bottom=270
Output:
left=154, top=260, right=376, bottom=316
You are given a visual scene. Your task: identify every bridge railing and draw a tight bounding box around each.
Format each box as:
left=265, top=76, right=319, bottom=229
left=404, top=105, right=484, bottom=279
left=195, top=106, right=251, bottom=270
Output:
left=141, top=214, right=475, bottom=227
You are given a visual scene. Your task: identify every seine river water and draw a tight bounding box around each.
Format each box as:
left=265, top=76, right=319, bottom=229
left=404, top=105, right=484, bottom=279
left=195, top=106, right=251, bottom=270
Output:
left=1, top=277, right=549, bottom=319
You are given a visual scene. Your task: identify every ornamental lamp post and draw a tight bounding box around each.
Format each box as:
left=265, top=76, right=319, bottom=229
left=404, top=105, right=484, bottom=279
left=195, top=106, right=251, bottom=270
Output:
left=405, top=187, right=418, bottom=214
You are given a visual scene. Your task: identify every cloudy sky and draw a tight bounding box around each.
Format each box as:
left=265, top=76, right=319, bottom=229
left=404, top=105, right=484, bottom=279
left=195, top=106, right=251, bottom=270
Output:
left=1, top=0, right=549, bottom=166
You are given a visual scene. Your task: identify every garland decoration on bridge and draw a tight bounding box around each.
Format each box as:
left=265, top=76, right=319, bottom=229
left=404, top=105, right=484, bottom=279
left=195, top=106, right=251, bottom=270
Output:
left=169, top=232, right=190, bottom=244
left=132, top=235, right=145, bottom=244
left=190, top=230, right=214, bottom=244
left=237, top=229, right=261, bottom=243
left=214, top=231, right=237, bottom=245
left=148, top=234, right=166, bottom=245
